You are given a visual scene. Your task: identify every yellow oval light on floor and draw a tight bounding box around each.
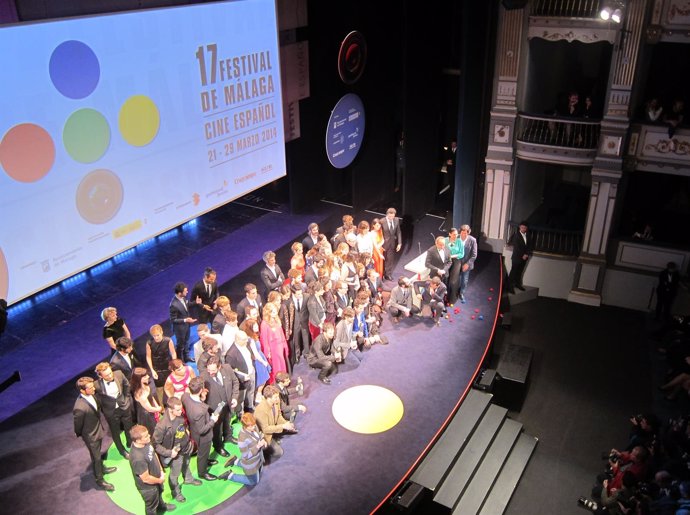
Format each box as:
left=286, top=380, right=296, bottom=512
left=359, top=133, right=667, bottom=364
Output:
left=332, top=385, right=404, bottom=434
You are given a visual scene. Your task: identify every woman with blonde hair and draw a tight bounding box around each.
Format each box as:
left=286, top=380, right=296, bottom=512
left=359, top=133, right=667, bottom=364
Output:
left=259, top=303, right=289, bottom=382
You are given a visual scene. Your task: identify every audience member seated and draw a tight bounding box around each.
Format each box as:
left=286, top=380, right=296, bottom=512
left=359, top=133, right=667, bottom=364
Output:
left=644, top=97, right=664, bottom=123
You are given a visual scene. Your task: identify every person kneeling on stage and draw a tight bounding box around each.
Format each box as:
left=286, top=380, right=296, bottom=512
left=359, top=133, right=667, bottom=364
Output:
left=387, top=277, right=420, bottom=323
left=152, top=397, right=202, bottom=503
left=306, top=322, right=338, bottom=384
left=218, top=412, right=267, bottom=486
left=413, top=276, right=448, bottom=325
left=129, top=424, right=176, bottom=514
left=334, top=307, right=364, bottom=366
left=275, top=371, right=307, bottom=423
left=253, top=384, right=295, bottom=463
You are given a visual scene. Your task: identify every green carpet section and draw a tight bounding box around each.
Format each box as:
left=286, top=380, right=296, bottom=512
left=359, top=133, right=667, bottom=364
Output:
left=105, top=426, right=245, bottom=514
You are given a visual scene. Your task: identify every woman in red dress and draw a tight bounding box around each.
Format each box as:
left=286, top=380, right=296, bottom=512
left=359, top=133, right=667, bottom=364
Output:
left=290, top=242, right=306, bottom=280
left=371, top=218, right=385, bottom=278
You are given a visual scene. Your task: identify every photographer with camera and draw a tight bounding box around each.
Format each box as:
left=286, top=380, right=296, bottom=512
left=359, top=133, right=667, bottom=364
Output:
left=593, top=446, right=650, bottom=502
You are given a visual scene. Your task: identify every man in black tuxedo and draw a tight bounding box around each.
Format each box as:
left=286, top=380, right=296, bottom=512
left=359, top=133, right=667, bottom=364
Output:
left=182, top=377, right=220, bottom=481
left=73, top=377, right=117, bottom=491
left=169, top=282, right=197, bottom=362
left=334, top=280, right=352, bottom=320
left=109, top=336, right=137, bottom=380
left=190, top=267, right=219, bottom=325
left=656, top=262, right=680, bottom=320
left=425, top=236, right=452, bottom=283
left=259, top=251, right=285, bottom=300
left=508, top=221, right=533, bottom=294
left=201, top=356, right=240, bottom=454
left=236, top=283, right=263, bottom=325
left=381, top=207, right=402, bottom=280
left=286, top=285, right=311, bottom=363
left=94, top=362, right=134, bottom=459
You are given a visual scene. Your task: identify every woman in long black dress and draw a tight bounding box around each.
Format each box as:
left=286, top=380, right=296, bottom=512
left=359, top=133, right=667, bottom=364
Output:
left=145, top=324, right=176, bottom=391
left=130, top=367, right=163, bottom=435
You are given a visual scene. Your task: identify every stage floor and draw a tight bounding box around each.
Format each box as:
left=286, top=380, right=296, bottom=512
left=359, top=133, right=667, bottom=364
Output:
left=0, top=202, right=501, bottom=514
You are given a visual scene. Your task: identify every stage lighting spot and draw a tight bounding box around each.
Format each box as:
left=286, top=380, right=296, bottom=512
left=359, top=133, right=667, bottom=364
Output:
left=119, top=95, right=160, bottom=146
left=332, top=385, right=403, bottom=434
left=0, top=123, right=55, bottom=182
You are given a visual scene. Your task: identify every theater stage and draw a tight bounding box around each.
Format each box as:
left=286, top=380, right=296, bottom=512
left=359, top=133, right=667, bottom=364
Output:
left=0, top=201, right=501, bottom=514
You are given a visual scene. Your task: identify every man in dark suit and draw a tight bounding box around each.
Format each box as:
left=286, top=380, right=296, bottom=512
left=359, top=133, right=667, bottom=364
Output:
left=302, top=222, right=320, bottom=251
left=286, top=285, right=310, bottom=363
left=73, top=377, right=116, bottom=491
left=425, top=236, right=452, bottom=283
left=190, top=267, right=219, bottom=325
left=224, top=330, right=256, bottom=413
left=259, top=251, right=285, bottom=300
left=508, top=221, right=533, bottom=294
left=109, top=336, right=137, bottom=380
left=413, top=276, right=448, bottom=324
left=656, top=261, right=680, bottom=320
left=94, top=362, right=134, bottom=459
left=201, top=356, right=240, bottom=454
left=334, top=280, right=352, bottom=320
left=381, top=207, right=402, bottom=280
left=236, top=283, right=263, bottom=325
left=182, top=377, right=219, bottom=481
left=169, top=282, right=198, bottom=362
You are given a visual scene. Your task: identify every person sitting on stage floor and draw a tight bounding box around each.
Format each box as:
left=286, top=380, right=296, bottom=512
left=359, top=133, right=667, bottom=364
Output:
left=182, top=376, right=220, bottom=481
left=152, top=397, right=201, bottom=503
left=218, top=412, right=267, bottom=486
left=387, top=276, right=420, bottom=323
left=306, top=322, right=338, bottom=384
left=128, top=424, right=176, bottom=514
left=254, top=384, right=295, bottom=463
left=413, top=276, right=448, bottom=325
left=275, top=371, right=307, bottom=424
left=356, top=288, right=388, bottom=345
left=73, top=376, right=117, bottom=491
left=334, top=307, right=363, bottom=366
left=353, top=300, right=373, bottom=350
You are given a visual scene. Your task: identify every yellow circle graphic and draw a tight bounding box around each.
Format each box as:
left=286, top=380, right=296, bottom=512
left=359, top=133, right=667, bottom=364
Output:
left=332, top=385, right=404, bottom=434
left=118, top=95, right=160, bottom=146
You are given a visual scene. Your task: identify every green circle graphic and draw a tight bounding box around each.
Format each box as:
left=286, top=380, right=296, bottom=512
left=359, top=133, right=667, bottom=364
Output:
left=63, top=108, right=111, bottom=163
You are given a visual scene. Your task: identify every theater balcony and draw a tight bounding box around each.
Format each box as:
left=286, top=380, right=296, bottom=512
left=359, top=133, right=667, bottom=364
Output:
left=515, top=113, right=601, bottom=166
left=528, top=0, right=617, bottom=44
left=625, top=124, right=690, bottom=177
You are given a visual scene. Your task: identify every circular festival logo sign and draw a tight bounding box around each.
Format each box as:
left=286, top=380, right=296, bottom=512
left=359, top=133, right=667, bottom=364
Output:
left=338, top=31, right=367, bottom=85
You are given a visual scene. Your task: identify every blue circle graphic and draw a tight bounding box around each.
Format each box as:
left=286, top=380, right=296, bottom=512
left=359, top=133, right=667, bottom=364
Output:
left=325, top=93, right=366, bottom=169
left=49, top=41, right=100, bottom=99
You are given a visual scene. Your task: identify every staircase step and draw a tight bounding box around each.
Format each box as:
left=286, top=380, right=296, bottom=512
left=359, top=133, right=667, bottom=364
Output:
left=412, top=389, right=493, bottom=491
left=433, top=403, right=508, bottom=508
left=451, top=418, right=523, bottom=515
left=477, top=432, right=539, bottom=515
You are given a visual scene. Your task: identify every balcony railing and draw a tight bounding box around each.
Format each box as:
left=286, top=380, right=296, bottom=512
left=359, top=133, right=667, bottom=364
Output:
left=507, top=221, right=583, bottom=256
left=516, top=112, right=601, bottom=150
left=530, top=0, right=602, bottom=18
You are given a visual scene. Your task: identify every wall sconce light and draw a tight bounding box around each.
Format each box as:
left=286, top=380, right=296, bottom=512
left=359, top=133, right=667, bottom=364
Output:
left=600, top=1, right=624, bottom=23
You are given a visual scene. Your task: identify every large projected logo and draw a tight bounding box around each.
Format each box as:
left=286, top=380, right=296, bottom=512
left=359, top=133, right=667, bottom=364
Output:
left=0, top=40, right=160, bottom=227
left=325, top=93, right=365, bottom=169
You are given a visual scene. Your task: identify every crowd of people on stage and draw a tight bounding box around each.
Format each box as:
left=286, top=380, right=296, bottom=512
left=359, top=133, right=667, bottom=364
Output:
left=73, top=207, right=479, bottom=513
left=576, top=411, right=690, bottom=515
